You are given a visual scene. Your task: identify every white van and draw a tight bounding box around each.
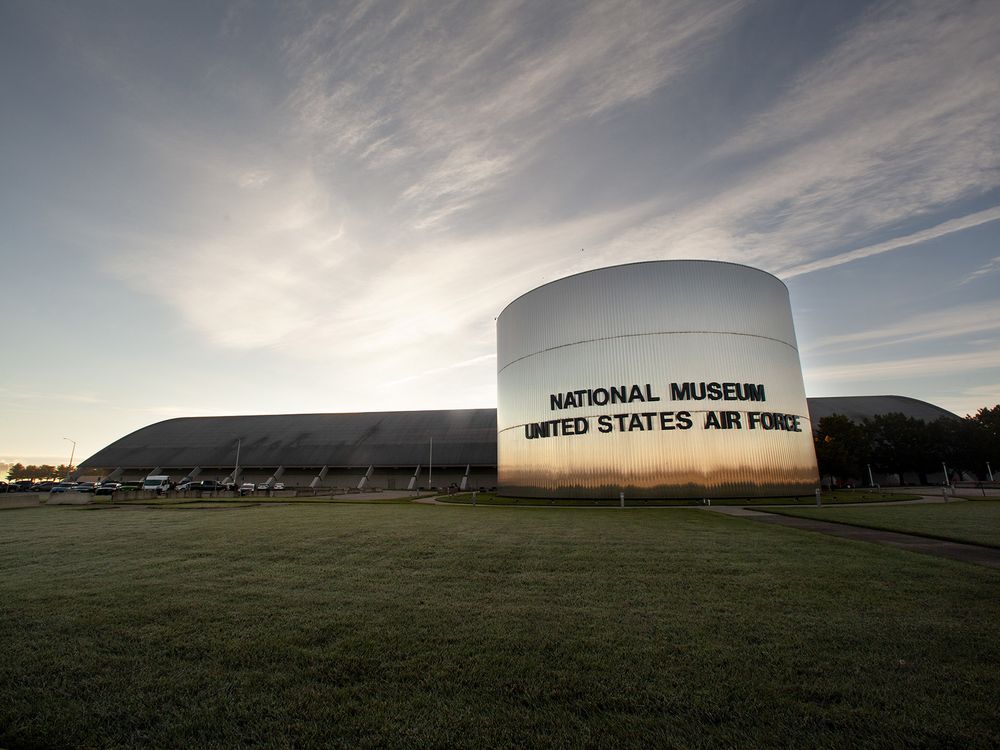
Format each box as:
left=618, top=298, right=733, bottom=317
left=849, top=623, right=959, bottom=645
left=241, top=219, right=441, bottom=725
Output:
left=142, top=475, right=172, bottom=494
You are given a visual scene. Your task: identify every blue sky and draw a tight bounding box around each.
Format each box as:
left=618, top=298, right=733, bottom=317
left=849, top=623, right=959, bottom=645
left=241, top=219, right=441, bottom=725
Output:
left=1, top=0, right=998, bottom=464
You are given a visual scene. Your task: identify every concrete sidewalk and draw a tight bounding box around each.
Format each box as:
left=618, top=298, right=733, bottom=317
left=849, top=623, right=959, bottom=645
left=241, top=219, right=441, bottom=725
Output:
left=706, top=503, right=1000, bottom=569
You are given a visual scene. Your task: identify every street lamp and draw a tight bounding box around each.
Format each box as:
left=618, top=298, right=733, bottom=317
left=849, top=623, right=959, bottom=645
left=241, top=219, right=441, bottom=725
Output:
left=63, top=437, right=76, bottom=479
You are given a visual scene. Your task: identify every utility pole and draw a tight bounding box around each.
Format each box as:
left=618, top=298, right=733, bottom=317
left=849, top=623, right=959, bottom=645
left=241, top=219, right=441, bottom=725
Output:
left=429, top=437, right=433, bottom=488
left=63, top=437, right=76, bottom=479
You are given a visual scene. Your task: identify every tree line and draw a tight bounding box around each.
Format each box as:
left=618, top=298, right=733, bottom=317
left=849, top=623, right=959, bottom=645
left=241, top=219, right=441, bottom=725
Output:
left=5, top=464, right=77, bottom=482
left=814, top=404, right=999, bottom=486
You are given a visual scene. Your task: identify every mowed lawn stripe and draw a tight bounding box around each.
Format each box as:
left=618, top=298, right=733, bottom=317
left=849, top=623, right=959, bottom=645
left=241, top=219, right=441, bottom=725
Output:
left=1, top=504, right=997, bottom=748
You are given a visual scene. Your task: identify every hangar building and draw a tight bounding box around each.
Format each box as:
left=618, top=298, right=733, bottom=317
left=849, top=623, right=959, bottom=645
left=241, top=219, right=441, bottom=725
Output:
left=79, top=261, right=958, bottom=496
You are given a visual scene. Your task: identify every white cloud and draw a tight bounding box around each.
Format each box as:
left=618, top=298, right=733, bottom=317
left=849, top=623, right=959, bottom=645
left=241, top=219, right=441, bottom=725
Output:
left=805, top=350, right=1000, bottom=384
left=960, top=255, right=1000, bottom=286
left=805, top=302, right=1000, bottom=354
left=603, top=0, right=1000, bottom=275
left=282, top=0, right=746, bottom=224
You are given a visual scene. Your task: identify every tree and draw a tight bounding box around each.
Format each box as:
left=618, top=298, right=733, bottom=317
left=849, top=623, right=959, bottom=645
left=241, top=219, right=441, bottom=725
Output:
left=6, top=463, right=26, bottom=481
left=814, top=415, right=868, bottom=486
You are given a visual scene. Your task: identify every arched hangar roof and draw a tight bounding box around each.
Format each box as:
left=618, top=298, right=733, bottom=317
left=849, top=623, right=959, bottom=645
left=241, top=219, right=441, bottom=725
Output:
left=807, top=395, right=957, bottom=426
left=80, top=409, right=497, bottom=469
left=81, top=396, right=956, bottom=469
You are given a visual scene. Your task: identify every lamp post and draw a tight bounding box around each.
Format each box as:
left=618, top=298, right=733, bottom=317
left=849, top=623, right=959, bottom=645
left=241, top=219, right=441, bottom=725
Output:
left=429, top=437, right=433, bottom=488
left=63, top=437, right=76, bottom=479
left=867, top=463, right=874, bottom=488
left=234, top=438, right=241, bottom=487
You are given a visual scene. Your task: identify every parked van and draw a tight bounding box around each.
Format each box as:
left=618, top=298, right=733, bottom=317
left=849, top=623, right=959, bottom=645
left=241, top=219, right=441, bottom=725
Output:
left=142, top=475, right=172, bottom=494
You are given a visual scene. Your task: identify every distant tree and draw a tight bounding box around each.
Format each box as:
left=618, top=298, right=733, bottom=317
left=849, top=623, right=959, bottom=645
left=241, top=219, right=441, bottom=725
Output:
left=865, top=413, right=935, bottom=485
left=814, top=415, right=868, bottom=486
left=6, top=463, right=26, bottom=481
left=55, top=464, right=75, bottom=479
left=962, top=405, right=1000, bottom=479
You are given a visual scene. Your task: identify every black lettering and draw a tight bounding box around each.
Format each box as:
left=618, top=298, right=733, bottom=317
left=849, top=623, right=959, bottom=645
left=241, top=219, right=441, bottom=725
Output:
left=564, top=392, right=578, bottom=409
left=789, top=415, right=801, bottom=432
left=704, top=411, right=721, bottom=429
left=747, top=384, right=765, bottom=401
left=748, top=412, right=762, bottom=429
left=659, top=412, right=676, bottom=430
left=645, top=384, right=660, bottom=402
left=550, top=393, right=563, bottom=411
left=614, top=413, right=629, bottom=431
left=561, top=418, right=575, bottom=435
left=724, top=411, right=742, bottom=429
left=707, top=382, right=722, bottom=400
left=628, top=384, right=645, bottom=402
left=593, top=388, right=609, bottom=406
left=677, top=411, right=693, bottom=429
left=575, top=417, right=589, bottom=435
left=723, top=383, right=737, bottom=400
left=610, top=385, right=627, bottom=404
left=642, top=412, right=657, bottom=430
left=628, top=413, right=645, bottom=431
left=670, top=382, right=691, bottom=400
left=598, top=415, right=613, bottom=433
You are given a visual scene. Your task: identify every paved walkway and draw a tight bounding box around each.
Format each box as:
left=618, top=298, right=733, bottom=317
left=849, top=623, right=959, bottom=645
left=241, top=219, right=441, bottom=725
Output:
left=705, top=500, right=1000, bottom=570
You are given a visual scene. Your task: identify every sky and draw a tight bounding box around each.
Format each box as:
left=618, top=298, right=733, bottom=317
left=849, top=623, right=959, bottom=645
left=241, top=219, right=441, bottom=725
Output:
left=1, top=0, right=998, bottom=465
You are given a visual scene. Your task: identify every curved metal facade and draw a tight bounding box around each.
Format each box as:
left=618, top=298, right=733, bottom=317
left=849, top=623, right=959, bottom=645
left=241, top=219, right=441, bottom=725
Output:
left=496, top=261, right=820, bottom=498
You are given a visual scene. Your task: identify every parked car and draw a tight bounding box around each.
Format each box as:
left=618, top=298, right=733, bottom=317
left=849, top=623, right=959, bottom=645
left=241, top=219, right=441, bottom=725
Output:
left=74, top=482, right=97, bottom=493
left=0, top=482, right=8, bottom=493
left=239, top=483, right=256, bottom=496
left=199, top=480, right=219, bottom=492
left=256, top=483, right=270, bottom=491
left=272, top=482, right=285, bottom=491
left=50, top=482, right=77, bottom=494
left=175, top=479, right=198, bottom=492
left=94, top=482, right=121, bottom=496
left=31, top=481, right=56, bottom=492
left=221, top=481, right=238, bottom=491
left=119, top=482, right=142, bottom=491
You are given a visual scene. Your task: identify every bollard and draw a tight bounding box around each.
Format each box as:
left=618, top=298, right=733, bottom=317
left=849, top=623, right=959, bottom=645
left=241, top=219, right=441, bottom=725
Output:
left=815, top=488, right=821, bottom=506
left=472, top=491, right=477, bottom=506
left=619, top=491, right=624, bottom=508
left=942, top=487, right=948, bottom=503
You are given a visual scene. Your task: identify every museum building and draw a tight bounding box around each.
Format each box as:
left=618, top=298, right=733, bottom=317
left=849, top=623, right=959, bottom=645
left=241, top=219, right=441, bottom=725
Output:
left=79, top=261, right=957, bottom=497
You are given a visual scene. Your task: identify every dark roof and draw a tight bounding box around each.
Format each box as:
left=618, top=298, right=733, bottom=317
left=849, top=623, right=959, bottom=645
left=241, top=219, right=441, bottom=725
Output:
left=807, top=395, right=957, bottom=425
left=81, top=396, right=956, bottom=469
left=80, top=409, right=497, bottom=469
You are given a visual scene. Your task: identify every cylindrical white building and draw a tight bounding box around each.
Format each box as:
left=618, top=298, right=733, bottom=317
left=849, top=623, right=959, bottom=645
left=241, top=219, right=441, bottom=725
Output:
left=496, top=260, right=820, bottom=498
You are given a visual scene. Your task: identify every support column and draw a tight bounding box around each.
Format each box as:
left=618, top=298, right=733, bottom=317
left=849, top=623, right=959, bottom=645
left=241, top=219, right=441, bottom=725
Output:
left=357, top=465, right=374, bottom=490
left=104, top=467, right=124, bottom=482
left=266, top=466, right=285, bottom=486
left=460, top=464, right=471, bottom=491
left=310, top=466, right=329, bottom=489
left=407, top=465, right=422, bottom=490
left=182, top=466, right=202, bottom=482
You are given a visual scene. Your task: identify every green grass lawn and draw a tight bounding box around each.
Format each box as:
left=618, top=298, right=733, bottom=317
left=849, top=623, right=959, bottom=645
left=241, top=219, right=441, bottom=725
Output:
left=1, top=504, right=998, bottom=748
left=441, top=490, right=916, bottom=507
left=770, top=500, right=1000, bottom=548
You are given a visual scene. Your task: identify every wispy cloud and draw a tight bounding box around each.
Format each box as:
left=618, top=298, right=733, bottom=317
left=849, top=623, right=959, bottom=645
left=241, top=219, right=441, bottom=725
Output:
left=282, top=0, right=745, bottom=225
left=781, top=207, right=1000, bottom=279
left=960, top=255, right=1000, bottom=286
left=805, top=349, right=1000, bottom=384
left=805, top=302, right=1000, bottom=354
left=603, top=0, right=1000, bottom=274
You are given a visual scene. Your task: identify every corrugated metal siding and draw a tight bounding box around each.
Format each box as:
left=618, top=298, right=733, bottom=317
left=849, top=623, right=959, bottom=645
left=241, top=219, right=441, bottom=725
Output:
left=496, top=261, right=820, bottom=498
